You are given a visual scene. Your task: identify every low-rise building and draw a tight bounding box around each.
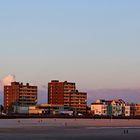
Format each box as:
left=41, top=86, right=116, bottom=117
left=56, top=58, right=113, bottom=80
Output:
left=135, top=104, right=140, bottom=116
left=91, top=99, right=126, bottom=117
left=125, top=105, right=130, bottom=116
left=111, top=100, right=122, bottom=116
left=31, top=104, right=74, bottom=115
left=130, top=104, right=136, bottom=116
left=28, top=106, right=44, bottom=115
left=91, top=103, right=107, bottom=116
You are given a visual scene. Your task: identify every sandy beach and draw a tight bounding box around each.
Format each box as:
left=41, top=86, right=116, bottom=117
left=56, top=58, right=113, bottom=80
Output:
left=1, top=118, right=140, bottom=128
left=0, top=119, right=140, bottom=140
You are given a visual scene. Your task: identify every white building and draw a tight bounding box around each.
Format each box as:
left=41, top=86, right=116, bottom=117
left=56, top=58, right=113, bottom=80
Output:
left=91, top=99, right=126, bottom=117
left=111, top=99, right=126, bottom=116
left=91, top=103, right=107, bottom=116
left=111, top=100, right=122, bottom=116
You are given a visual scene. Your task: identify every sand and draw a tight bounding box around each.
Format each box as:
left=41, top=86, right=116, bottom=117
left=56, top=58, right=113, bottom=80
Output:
left=0, top=119, right=140, bottom=140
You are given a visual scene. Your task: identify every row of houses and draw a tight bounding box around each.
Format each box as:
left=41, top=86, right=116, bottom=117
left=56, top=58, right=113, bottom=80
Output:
left=90, top=99, right=140, bottom=117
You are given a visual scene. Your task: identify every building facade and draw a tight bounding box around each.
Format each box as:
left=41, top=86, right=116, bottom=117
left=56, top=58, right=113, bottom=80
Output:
left=65, top=91, right=87, bottom=113
left=48, top=80, right=87, bottom=113
left=91, top=99, right=126, bottom=117
left=91, top=103, right=107, bottom=116
left=130, top=104, right=136, bottom=116
left=4, top=82, right=37, bottom=113
left=125, top=105, right=130, bottom=116
left=135, top=104, right=140, bottom=116
left=0, top=105, right=3, bottom=115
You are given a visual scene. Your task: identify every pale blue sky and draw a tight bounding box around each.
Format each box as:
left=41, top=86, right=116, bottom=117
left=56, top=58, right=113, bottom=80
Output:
left=0, top=0, right=140, bottom=91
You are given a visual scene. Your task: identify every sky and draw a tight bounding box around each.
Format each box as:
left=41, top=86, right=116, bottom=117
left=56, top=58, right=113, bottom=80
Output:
left=0, top=0, right=140, bottom=104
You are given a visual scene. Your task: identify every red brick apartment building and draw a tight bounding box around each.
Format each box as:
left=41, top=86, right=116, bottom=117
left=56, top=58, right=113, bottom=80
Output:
left=48, top=80, right=87, bottom=113
left=4, top=82, right=37, bottom=113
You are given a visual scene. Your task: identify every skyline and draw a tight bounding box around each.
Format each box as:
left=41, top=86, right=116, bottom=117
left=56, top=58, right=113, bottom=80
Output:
left=0, top=75, right=140, bottom=105
left=0, top=1, right=140, bottom=104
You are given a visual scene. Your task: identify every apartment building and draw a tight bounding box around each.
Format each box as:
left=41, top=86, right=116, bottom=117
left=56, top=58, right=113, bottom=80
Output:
left=48, top=80, right=75, bottom=105
left=48, top=80, right=87, bottom=113
left=64, top=91, right=87, bottom=113
left=4, top=82, right=37, bottom=113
